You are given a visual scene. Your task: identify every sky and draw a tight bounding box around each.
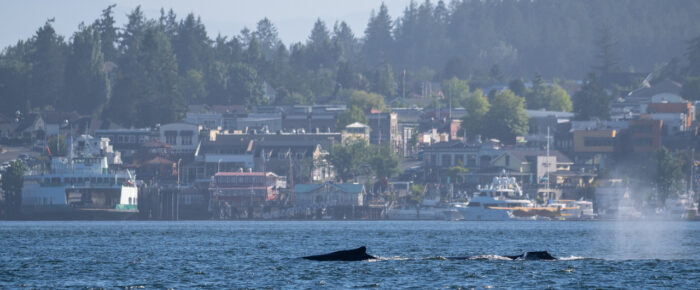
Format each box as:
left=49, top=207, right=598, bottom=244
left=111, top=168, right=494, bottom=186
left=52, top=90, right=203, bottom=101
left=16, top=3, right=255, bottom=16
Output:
left=0, top=0, right=414, bottom=49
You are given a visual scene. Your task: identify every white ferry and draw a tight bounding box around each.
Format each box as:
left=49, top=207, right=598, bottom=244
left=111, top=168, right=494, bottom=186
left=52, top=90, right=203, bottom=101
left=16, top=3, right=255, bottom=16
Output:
left=457, top=175, right=534, bottom=221
left=21, top=156, right=138, bottom=219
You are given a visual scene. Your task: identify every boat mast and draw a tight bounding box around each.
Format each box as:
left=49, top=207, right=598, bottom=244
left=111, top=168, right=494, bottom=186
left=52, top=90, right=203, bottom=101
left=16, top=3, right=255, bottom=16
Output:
left=546, top=126, right=550, bottom=203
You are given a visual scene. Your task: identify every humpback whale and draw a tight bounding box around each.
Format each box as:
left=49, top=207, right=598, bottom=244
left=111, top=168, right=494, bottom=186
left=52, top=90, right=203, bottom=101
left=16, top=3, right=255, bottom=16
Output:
left=503, top=251, right=557, bottom=260
left=448, top=251, right=557, bottom=260
left=302, top=246, right=377, bottom=261
left=301, top=247, right=557, bottom=261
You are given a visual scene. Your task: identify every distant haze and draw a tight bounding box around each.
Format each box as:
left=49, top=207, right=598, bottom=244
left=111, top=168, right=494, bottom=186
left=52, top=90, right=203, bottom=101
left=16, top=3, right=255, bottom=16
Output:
left=0, top=0, right=412, bottom=48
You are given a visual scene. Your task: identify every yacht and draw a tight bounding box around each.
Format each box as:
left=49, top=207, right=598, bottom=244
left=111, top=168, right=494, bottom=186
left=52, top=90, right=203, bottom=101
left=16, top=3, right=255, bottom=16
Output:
left=457, top=175, right=534, bottom=221
left=21, top=155, right=138, bottom=219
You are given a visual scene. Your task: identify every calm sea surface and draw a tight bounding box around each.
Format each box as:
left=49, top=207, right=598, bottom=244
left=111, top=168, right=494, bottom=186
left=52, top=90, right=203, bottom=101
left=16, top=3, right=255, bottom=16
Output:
left=1, top=221, right=699, bottom=288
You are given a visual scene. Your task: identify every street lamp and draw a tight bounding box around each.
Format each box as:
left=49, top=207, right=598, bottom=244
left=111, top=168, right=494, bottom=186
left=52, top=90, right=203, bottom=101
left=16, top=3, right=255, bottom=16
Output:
left=218, top=159, right=222, bottom=173
left=177, top=158, right=182, bottom=221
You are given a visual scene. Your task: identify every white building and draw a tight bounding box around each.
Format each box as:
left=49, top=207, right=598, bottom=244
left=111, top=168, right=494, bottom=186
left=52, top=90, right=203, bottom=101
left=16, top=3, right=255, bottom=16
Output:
left=159, top=123, right=200, bottom=154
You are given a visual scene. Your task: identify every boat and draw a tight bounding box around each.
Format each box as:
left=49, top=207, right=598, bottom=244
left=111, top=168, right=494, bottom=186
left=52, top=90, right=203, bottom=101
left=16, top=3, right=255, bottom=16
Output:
left=546, top=199, right=597, bottom=220
left=21, top=155, right=139, bottom=220
left=653, top=193, right=698, bottom=221
left=456, top=175, right=535, bottom=221
left=598, top=189, right=643, bottom=220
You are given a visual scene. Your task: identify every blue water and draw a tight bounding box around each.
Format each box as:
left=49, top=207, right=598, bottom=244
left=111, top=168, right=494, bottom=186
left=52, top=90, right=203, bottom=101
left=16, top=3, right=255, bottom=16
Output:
left=1, top=221, right=699, bottom=288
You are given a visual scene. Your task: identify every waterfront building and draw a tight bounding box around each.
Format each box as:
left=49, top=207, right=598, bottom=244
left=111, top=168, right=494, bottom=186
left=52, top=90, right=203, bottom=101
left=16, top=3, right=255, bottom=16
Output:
left=294, top=182, right=365, bottom=208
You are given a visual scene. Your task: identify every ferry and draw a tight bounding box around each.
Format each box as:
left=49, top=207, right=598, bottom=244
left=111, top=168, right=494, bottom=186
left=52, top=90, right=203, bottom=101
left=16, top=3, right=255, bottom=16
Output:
left=457, top=175, right=534, bottom=221
left=21, top=156, right=139, bottom=219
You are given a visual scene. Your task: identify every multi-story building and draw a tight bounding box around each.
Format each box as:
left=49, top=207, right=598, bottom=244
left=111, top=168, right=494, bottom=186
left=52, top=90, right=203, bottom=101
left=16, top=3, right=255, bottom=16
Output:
left=159, top=123, right=200, bottom=155
left=209, top=171, right=280, bottom=208
left=368, top=111, right=400, bottom=152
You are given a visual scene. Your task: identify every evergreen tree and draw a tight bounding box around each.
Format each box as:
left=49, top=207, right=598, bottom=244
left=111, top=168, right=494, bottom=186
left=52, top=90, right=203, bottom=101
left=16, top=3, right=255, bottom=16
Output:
left=508, top=78, right=526, bottom=97
left=336, top=61, right=358, bottom=91
left=333, top=21, right=358, bottom=61
left=0, top=41, right=32, bottom=116
left=65, top=24, right=110, bottom=115
left=226, top=63, right=264, bottom=106
left=372, top=62, right=396, bottom=97
left=30, top=19, right=67, bottom=109
left=181, top=69, right=207, bottom=103
left=681, top=76, right=700, bottom=101
left=363, top=3, right=394, bottom=66
left=173, top=13, right=211, bottom=75
left=573, top=73, right=610, bottom=120
left=254, top=18, right=281, bottom=60
left=135, top=25, right=184, bottom=126
left=109, top=19, right=183, bottom=127
left=593, top=24, right=620, bottom=77
left=306, top=19, right=337, bottom=69
left=93, top=4, right=118, bottom=62
left=686, top=34, right=700, bottom=77
left=119, top=6, right=146, bottom=55
left=442, top=56, right=469, bottom=80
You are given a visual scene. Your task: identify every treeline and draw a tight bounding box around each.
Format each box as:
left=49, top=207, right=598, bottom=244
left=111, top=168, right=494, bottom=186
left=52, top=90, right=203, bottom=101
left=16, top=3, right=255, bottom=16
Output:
left=1, top=1, right=699, bottom=127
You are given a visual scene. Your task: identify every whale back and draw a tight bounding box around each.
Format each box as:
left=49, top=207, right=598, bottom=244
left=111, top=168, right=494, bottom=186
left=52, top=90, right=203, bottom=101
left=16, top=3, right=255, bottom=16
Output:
left=522, top=251, right=556, bottom=260
left=302, top=246, right=376, bottom=261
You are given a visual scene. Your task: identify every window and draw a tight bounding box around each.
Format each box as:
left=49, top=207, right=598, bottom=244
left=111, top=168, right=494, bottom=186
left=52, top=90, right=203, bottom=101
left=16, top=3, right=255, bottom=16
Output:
left=166, top=135, right=177, bottom=145
left=164, top=131, right=177, bottom=145
left=181, top=135, right=192, bottom=145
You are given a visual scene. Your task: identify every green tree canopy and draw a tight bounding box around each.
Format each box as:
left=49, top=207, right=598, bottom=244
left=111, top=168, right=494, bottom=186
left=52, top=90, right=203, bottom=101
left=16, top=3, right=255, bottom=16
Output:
left=328, top=140, right=400, bottom=182
left=336, top=105, right=368, bottom=129
left=654, top=147, right=684, bottom=202
left=484, top=89, right=529, bottom=144
left=547, top=83, right=573, bottom=112
left=342, top=89, right=386, bottom=112
left=441, top=77, right=470, bottom=107
left=460, top=89, right=490, bottom=139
